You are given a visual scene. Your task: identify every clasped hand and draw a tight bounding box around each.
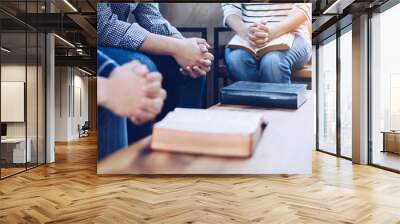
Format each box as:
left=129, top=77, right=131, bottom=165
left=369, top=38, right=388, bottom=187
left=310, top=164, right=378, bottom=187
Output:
left=173, top=38, right=214, bottom=78
left=104, top=61, right=166, bottom=125
left=247, top=19, right=272, bottom=49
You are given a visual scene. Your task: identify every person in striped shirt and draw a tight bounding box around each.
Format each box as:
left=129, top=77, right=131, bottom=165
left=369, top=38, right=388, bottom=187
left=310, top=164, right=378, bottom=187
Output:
left=222, top=3, right=312, bottom=83
left=97, top=50, right=166, bottom=160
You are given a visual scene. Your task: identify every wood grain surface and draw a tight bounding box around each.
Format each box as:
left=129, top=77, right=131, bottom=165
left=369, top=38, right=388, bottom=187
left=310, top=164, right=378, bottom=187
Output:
left=1, top=135, right=400, bottom=223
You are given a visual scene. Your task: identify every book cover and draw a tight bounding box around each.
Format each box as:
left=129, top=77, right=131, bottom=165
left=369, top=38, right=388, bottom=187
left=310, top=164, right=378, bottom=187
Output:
left=220, top=81, right=307, bottom=109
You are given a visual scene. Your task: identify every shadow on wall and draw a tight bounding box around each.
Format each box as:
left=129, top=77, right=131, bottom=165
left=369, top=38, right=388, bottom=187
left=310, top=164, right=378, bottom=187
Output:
left=159, top=3, right=228, bottom=43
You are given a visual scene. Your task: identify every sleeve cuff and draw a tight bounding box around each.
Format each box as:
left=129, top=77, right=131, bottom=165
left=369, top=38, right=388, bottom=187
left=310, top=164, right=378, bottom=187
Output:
left=97, top=50, right=119, bottom=76
left=168, top=25, right=183, bottom=37
left=148, top=22, right=182, bottom=38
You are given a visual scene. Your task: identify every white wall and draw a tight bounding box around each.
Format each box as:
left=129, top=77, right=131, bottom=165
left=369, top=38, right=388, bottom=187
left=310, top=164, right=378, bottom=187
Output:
left=1, top=65, right=26, bottom=131
left=1, top=63, right=46, bottom=164
left=55, top=66, right=69, bottom=141
left=71, top=73, right=89, bottom=138
left=54, top=66, right=89, bottom=141
left=1, top=82, right=25, bottom=122
left=1, top=65, right=37, bottom=137
left=376, top=4, right=400, bottom=131
left=1, top=65, right=26, bottom=140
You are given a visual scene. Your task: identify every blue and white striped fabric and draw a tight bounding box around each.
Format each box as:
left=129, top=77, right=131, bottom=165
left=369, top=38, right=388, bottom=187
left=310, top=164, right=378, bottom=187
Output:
left=222, top=3, right=312, bottom=44
left=97, top=3, right=181, bottom=51
left=97, top=50, right=119, bottom=76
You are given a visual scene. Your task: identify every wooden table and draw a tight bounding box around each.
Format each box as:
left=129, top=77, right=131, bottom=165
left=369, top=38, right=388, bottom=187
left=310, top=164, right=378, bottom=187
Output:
left=98, top=92, right=314, bottom=174
left=1, top=138, right=32, bottom=164
left=381, top=131, right=400, bottom=154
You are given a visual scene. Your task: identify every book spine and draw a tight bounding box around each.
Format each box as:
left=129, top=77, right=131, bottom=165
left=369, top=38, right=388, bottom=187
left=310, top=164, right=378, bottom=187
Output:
left=220, top=91, right=300, bottom=109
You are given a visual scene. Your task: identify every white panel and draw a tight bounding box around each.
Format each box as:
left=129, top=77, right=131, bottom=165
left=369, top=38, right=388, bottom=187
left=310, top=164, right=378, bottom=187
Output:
left=74, top=87, right=81, bottom=118
left=72, top=86, right=81, bottom=138
left=1, top=82, right=25, bottom=122
left=352, top=14, right=369, bottom=164
left=46, top=31, right=55, bottom=163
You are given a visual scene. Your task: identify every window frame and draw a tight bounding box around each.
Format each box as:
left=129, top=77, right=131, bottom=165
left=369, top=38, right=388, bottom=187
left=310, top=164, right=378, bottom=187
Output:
left=316, top=23, right=352, bottom=160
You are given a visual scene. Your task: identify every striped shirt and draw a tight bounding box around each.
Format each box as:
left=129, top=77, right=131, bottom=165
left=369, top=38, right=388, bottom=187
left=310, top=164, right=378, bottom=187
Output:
left=222, top=3, right=311, bottom=44
left=97, top=50, right=119, bottom=76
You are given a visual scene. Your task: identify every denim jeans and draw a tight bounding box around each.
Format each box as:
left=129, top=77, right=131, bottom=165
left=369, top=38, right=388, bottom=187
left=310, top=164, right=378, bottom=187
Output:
left=97, top=47, right=206, bottom=160
left=225, top=35, right=311, bottom=83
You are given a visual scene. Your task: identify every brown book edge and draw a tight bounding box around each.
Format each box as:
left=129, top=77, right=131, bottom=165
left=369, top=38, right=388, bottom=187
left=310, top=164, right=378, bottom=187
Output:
left=227, top=35, right=292, bottom=59
left=257, top=44, right=290, bottom=58
left=151, top=126, right=264, bottom=158
left=226, top=44, right=258, bottom=58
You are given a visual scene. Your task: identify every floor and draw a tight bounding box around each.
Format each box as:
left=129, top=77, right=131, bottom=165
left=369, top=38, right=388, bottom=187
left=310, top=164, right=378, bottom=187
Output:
left=1, top=163, right=43, bottom=178
left=0, top=167, right=25, bottom=178
left=0, top=135, right=400, bottom=223
left=372, top=149, right=400, bottom=171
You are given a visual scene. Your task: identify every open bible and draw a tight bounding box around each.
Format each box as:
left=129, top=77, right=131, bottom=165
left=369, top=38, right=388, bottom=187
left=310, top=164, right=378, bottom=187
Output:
left=227, top=33, right=295, bottom=59
left=151, top=108, right=266, bottom=158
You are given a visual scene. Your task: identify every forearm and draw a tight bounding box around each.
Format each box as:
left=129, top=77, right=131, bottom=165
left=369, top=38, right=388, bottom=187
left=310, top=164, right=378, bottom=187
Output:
left=269, top=8, right=307, bottom=39
left=171, top=33, right=184, bottom=39
left=226, top=14, right=248, bottom=39
left=97, top=77, right=110, bottom=107
left=139, top=33, right=182, bottom=57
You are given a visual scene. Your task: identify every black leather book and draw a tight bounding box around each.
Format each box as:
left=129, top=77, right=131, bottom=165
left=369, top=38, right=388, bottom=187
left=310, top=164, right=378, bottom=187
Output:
left=220, top=81, right=307, bottom=109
